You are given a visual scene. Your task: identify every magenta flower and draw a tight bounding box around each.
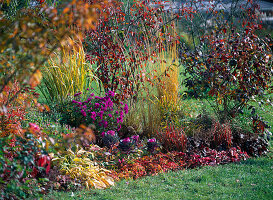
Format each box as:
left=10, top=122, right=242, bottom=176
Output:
left=148, top=138, right=156, bottom=143
left=90, top=112, right=96, bottom=120
left=131, top=135, right=139, bottom=143
left=101, top=132, right=105, bottom=137
left=122, top=137, right=131, bottom=143
left=98, top=111, right=104, bottom=119
left=117, top=116, right=123, bottom=123
left=29, top=123, right=40, bottom=132
left=95, top=103, right=100, bottom=108
left=102, top=120, right=108, bottom=128
left=107, top=130, right=116, bottom=136
left=108, top=91, right=115, bottom=97
left=124, top=104, right=129, bottom=114
left=80, top=110, right=87, bottom=117
left=74, top=92, right=82, bottom=97
left=117, top=124, right=121, bottom=131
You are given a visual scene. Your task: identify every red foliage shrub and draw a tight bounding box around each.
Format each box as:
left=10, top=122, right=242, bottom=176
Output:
left=0, top=82, right=33, bottom=137
left=84, top=0, right=179, bottom=100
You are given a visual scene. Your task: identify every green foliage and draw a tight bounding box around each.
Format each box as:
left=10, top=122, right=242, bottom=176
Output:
left=0, top=131, right=49, bottom=199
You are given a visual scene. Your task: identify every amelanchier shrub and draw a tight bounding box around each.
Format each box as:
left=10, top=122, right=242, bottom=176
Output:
left=180, top=0, right=273, bottom=129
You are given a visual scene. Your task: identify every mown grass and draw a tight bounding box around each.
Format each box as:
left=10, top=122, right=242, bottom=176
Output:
left=37, top=141, right=273, bottom=200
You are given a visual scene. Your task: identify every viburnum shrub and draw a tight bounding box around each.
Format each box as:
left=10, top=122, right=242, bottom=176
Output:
left=60, top=90, right=129, bottom=136
left=156, top=124, right=187, bottom=152
left=0, top=0, right=99, bottom=115
left=180, top=0, right=273, bottom=126
left=0, top=124, right=50, bottom=199
left=0, top=82, right=41, bottom=137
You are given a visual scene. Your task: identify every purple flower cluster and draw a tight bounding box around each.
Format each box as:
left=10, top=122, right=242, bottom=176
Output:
left=71, top=90, right=129, bottom=133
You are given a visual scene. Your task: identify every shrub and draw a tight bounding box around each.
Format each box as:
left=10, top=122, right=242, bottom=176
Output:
left=0, top=82, right=31, bottom=137
left=180, top=0, right=273, bottom=124
left=0, top=0, right=99, bottom=115
left=84, top=0, right=179, bottom=100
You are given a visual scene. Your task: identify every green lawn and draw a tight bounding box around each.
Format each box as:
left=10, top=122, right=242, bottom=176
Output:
left=37, top=143, right=273, bottom=200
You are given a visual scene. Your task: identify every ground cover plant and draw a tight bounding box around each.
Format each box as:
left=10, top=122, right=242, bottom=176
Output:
left=39, top=141, right=273, bottom=200
left=0, top=0, right=272, bottom=199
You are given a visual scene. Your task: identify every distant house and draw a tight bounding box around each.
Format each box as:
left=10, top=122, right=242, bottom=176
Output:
left=258, top=0, right=273, bottom=27
left=150, top=0, right=273, bottom=27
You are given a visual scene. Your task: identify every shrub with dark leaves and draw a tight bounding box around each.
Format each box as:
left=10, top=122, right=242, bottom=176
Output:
left=233, top=132, right=269, bottom=157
